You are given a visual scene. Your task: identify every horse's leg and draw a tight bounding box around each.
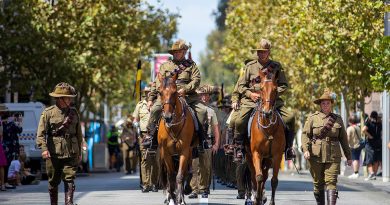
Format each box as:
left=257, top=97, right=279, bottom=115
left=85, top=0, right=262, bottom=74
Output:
left=269, top=154, right=282, bottom=205
left=246, top=152, right=256, bottom=200
left=176, top=149, right=190, bottom=205
left=261, top=159, right=272, bottom=204
left=164, top=154, right=176, bottom=205
left=252, top=151, right=263, bottom=205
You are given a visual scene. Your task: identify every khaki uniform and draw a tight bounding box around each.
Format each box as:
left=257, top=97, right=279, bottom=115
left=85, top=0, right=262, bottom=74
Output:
left=148, top=59, right=207, bottom=126
left=235, top=59, right=293, bottom=138
left=190, top=106, right=218, bottom=193
left=36, top=105, right=82, bottom=189
left=120, top=127, right=137, bottom=173
left=215, top=109, right=230, bottom=181
left=133, top=99, right=158, bottom=188
left=301, top=111, right=352, bottom=192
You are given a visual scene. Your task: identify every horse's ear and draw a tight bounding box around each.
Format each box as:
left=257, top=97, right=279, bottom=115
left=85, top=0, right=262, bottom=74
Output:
left=272, top=70, right=279, bottom=82
left=259, top=69, right=266, bottom=79
left=172, top=71, right=178, bottom=81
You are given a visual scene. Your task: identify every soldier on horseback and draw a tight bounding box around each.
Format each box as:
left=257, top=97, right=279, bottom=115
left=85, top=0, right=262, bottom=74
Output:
left=226, top=38, right=296, bottom=162
left=142, top=39, right=208, bottom=151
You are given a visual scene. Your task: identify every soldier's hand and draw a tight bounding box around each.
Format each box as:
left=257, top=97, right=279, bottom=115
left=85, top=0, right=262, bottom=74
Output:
left=250, top=92, right=260, bottom=102
left=147, top=101, right=154, bottom=111
left=303, top=151, right=310, bottom=160
left=42, top=150, right=51, bottom=159
left=346, top=159, right=352, bottom=166
left=232, top=102, right=239, bottom=111
left=211, top=144, right=219, bottom=154
left=178, top=88, right=185, bottom=96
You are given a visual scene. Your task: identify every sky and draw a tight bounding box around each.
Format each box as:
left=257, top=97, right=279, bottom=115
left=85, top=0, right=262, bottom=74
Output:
left=148, top=0, right=219, bottom=63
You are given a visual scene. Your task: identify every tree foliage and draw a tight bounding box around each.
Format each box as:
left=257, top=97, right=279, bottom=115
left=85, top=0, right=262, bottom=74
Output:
left=0, top=0, right=178, bottom=116
left=222, top=0, right=387, bottom=111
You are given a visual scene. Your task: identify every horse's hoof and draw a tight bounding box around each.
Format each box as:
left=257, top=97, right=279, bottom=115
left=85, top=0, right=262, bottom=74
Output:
left=168, top=199, right=175, bottom=205
left=244, top=199, right=254, bottom=205
left=262, top=196, right=267, bottom=204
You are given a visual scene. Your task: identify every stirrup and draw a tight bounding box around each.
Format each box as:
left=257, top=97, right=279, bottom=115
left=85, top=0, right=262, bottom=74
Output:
left=285, top=148, right=296, bottom=160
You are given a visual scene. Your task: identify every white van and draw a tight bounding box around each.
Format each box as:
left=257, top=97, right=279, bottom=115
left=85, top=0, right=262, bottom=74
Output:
left=1, top=102, right=45, bottom=160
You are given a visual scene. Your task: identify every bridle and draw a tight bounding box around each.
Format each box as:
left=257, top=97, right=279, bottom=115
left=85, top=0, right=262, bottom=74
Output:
left=161, top=95, right=186, bottom=128
left=256, top=79, right=279, bottom=129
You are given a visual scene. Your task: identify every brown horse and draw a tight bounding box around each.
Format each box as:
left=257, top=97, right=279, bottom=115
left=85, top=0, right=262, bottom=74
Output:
left=157, top=72, right=196, bottom=205
left=245, top=70, right=286, bottom=205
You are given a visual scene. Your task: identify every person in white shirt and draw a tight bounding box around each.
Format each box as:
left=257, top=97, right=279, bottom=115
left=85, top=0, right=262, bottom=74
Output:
left=7, top=154, right=21, bottom=186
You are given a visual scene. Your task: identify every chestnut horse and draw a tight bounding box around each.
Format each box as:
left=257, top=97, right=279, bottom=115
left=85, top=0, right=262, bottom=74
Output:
left=157, top=72, right=196, bottom=205
left=245, top=70, right=285, bottom=205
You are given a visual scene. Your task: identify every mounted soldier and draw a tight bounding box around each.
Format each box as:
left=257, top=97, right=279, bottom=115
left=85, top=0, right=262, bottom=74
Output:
left=142, top=39, right=208, bottom=151
left=227, top=38, right=296, bottom=162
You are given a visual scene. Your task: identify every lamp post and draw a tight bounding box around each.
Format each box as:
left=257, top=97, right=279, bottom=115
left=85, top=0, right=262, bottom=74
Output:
left=382, top=1, right=389, bottom=182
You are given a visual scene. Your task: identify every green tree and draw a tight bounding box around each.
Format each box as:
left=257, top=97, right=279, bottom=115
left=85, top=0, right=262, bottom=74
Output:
left=222, top=0, right=386, bottom=112
left=0, top=0, right=178, bottom=118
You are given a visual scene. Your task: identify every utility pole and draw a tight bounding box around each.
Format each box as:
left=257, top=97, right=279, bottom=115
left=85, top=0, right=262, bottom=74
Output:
left=382, top=1, right=389, bottom=182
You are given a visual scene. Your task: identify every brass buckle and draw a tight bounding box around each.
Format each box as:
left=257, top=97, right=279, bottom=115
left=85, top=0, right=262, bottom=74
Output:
left=64, top=133, right=70, bottom=138
left=325, top=137, right=330, bottom=142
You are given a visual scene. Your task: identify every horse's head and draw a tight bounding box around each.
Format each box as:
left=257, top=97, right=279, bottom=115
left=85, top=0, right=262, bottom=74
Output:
left=258, top=70, right=278, bottom=118
left=158, top=71, right=178, bottom=124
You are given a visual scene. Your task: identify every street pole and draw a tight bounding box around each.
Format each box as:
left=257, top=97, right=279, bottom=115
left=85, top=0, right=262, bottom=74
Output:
left=382, top=4, right=389, bottom=182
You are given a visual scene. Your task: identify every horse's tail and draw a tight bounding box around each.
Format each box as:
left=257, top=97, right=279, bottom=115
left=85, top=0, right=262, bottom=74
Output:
left=158, top=158, right=168, bottom=190
left=242, top=161, right=252, bottom=195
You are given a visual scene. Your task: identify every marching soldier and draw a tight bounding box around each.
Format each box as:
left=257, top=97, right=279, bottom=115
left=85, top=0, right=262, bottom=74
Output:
left=215, top=96, right=232, bottom=188
left=133, top=87, right=158, bottom=193
left=189, top=85, right=220, bottom=198
left=36, top=82, right=82, bottom=205
left=229, top=38, right=296, bottom=161
left=142, top=39, right=208, bottom=151
left=301, top=88, right=352, bottom=205
left=120, top=117, right=137, bottom=174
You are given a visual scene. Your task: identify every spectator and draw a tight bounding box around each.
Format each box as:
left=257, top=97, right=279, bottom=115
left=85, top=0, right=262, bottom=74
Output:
left=0, top=117, right=7, bottom=191
left=363, top=111, right=382, bottom=180
left=346, top=116, right=363, bottom=179
left=7, top=153, right=21, bottom=186
left=2, top=112, right=23, bottom=188
left=18, top=145, right=36, bottom=185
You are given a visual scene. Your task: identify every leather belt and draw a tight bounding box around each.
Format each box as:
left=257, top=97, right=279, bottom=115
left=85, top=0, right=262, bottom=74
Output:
left=312, top=136, right=338, bottom=142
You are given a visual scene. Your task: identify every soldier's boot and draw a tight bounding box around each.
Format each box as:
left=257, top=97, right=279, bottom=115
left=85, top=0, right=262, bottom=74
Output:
left=233, top=137, right=244, bottom=162
left=284, top=128, right=296, bottom=160
left=64, top=182, right=76, bottom=205
left=314, top=190, right=325, bottom=205
left=49, top=186, right=58, bottom=205
left=224, top=128, right=235, bottom=155
left=326, top=189, right=338, bottom=205
left=142, top=121, right=158, bottom=149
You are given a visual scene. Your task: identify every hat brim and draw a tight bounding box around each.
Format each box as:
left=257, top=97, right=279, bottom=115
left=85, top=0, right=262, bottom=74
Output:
left=314, top=98, right=334, bottom=105
left=251, top=48, right=270, bottom=51
left=49, top=93, right=77, bottom=98
left=168, top=48, right=188, bottom=55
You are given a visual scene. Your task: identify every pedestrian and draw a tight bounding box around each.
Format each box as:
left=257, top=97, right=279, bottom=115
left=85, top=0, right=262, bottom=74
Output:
left=346, top=116, right=363, bottom=179
left=107, top=125, right=121, bottom=172
left=301, top=88, right=352, bottom=205
left=362, top=111, right=382, bottom=181
left=133, top=86, right=158, bottom=193
left=36, top=82, right=83, bottom=205
left=189, top=85, right=220, bottom=198
left=2, top=112, right=23, bottom=189
left=0, top=118, right=8, bottom=191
